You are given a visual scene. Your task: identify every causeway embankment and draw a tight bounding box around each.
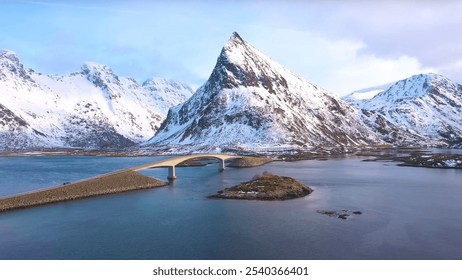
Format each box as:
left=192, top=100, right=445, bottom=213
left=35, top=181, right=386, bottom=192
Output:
left=0, top=170, right=167, bottom=212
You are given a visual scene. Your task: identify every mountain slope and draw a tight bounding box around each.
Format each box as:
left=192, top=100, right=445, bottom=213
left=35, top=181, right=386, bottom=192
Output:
left=145, top=32, right=379, bottom=151
left=0, top=49, right=192, bottom=151
left=355, top=73, right=462, bottom=146
left=342, top=81, right=395, bottom=107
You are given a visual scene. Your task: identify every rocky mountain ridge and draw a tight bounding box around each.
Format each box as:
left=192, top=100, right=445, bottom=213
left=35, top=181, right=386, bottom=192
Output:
left=345, top=73, right=462, bottom=147
left=0, top=49, right=192, bottom=151
left=3, top=33, right=462, bottom=153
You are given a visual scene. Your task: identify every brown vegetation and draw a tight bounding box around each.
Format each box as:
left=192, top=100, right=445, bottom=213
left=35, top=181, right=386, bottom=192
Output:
left=209, top=172, right=313, bottom=200
left=176, top=158, right=208, bottom=167
left=358, top=148, right=462, bottom=169
left=227, top=156, right=272, bottom=167
left=0, top=170, right=167, bottom=212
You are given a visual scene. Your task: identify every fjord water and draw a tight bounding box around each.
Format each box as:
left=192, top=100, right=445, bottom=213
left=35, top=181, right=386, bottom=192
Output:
left=0, top=155, right=461, bottom=259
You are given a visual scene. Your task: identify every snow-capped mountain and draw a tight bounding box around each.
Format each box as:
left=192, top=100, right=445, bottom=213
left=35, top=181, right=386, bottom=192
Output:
left=353, top=73, right=462, bottom=146
left=144, top=32, right=379, bottom=151
left=0, top=49, right=192, bottom=151
left=342, top=81, right=395, bottom=107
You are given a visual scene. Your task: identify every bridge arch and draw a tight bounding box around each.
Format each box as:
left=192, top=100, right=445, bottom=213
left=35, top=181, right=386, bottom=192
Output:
left=132, top=154, right=243, bottom=179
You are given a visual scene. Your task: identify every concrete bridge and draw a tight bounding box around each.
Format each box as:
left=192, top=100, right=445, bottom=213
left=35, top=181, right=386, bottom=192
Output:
left=132, top=154, right=243, bottom=179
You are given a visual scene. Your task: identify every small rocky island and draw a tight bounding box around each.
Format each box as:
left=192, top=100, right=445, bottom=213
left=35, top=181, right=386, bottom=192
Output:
left=209, top=172, right=313, bottom=200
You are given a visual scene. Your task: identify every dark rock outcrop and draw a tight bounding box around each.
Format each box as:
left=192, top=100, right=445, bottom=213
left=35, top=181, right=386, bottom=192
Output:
left=209, top=172, right=313, bottom=200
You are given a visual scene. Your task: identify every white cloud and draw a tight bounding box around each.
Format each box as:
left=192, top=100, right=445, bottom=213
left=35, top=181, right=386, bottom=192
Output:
left=330, top=54, right=435, bottom=96
left=2, top=1, right=459, bottom=95
left=437, top=60, right=462, bottom=83
left=244, top=28, right=434, bottom=95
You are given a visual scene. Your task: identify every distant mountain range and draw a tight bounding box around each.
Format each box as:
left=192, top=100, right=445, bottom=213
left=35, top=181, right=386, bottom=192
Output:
left=2, top=33, right=462, bottom=152
left=0, top=49, right=192, bottom=151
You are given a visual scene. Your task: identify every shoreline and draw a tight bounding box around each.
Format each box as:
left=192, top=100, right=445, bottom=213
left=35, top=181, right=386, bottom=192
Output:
left=0, top=155, right=272, bottom=213
left=0, top=170, right=168, bottom=213
left=1, top=149, right=460, bottom=212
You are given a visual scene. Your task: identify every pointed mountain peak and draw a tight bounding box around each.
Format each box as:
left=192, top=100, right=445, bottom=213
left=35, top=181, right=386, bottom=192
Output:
left=222, top=31, right=249, bottom=54
left=404, top=73, right=439, bottom=83
left=146, top=33, right=378, bottom=150
left=1, top=49, right=18, bottom=58
left=222, top=32, right=246, bottom=50
left=0, top=49, right=34, bottom=82
left=208, top=31, right=291, bottom=91
left=229, top=32, right=244, bottom=43
left=364, top=72, right=461, bottom=108
left=142, top=77, right=193, bottom=92
left=80, top=62, right=120, bottom=89
left=395, top=72, right=456, bottom=90
left=398, top=72, right=449, bottom=84
left=0, top=49, right=20, bottom=64
left=81, top=62, right=113, bottom=75
left=419, top=72, right=455, bottom=85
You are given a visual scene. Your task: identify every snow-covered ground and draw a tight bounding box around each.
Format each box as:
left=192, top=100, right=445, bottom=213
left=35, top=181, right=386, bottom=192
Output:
left=342, top=81, right=395, bottom=107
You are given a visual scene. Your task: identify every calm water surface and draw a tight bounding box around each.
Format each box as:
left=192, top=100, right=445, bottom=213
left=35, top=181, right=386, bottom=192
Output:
left=0, top=155, right=461, bottom=260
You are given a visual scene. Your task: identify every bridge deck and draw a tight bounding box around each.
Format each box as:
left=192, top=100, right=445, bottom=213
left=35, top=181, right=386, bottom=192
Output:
left=131, top=153, right=242, bottom=171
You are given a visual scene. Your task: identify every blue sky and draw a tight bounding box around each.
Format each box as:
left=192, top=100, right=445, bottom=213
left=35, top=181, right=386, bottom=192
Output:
left=1, top=0, right=461, bottom=95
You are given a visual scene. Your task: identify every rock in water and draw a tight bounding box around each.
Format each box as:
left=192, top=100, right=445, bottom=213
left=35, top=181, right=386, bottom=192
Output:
left=209, top=172, right=313, bottom=200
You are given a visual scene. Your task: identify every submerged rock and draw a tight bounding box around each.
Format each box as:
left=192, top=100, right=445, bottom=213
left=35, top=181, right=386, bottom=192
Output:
left=317, top=209, right=363, bottom=220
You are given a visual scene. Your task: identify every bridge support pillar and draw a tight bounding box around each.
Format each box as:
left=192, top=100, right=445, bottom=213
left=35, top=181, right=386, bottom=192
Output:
left=219, top=159, right=225, bottom=171
left=168, top=166, right=176, bottom=180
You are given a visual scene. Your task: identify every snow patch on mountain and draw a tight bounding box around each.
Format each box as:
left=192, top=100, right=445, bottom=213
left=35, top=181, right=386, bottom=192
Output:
left=343, top=81, right=395, bottom=107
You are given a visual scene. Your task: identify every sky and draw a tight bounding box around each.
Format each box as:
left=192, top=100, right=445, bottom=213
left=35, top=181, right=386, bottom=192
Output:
left=1, top=0, right=461, bottom=96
